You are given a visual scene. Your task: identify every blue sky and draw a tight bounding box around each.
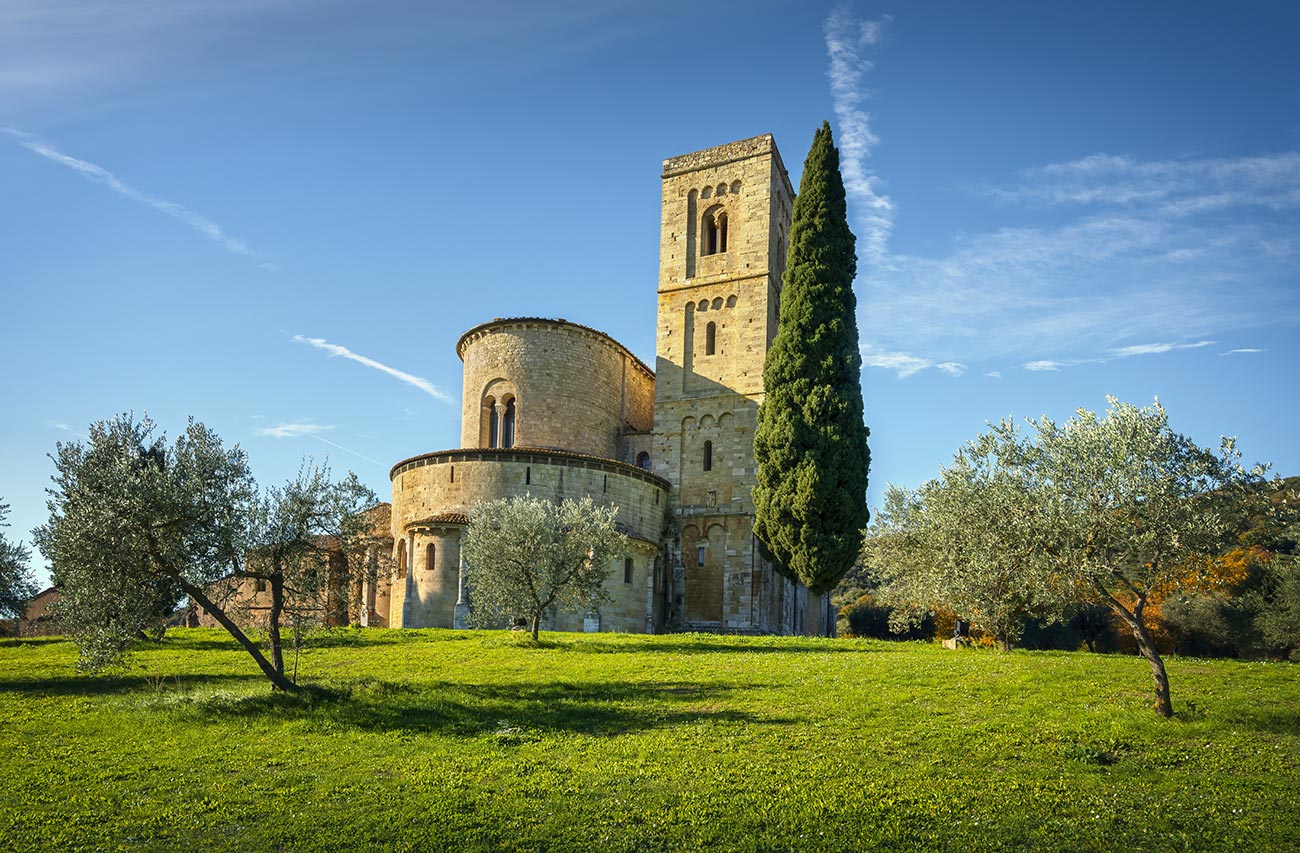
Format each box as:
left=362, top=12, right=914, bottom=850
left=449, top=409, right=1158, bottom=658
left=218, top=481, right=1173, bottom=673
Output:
left=3, top=1, right=1298, bottom=586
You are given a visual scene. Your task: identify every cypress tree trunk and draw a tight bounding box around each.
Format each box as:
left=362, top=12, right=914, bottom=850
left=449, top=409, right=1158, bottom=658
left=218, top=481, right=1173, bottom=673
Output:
left=753, top=121, right=871, bottom=595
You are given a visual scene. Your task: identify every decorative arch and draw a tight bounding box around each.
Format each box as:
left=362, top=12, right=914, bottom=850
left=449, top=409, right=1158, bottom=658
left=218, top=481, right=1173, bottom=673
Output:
left=702, top=204, right=728, bottom=256
left=480, top=379, right=518, bottom=449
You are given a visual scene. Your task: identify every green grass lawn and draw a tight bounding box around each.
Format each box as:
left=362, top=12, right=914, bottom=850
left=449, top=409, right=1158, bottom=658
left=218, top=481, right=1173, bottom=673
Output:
left=1, top=629, right=1296, bottom=852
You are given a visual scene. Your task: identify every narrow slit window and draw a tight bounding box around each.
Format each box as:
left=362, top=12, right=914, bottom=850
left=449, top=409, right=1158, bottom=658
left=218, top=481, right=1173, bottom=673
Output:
left=705, top=321, right=716, bottom=356
left=603, top=474, right=608, bottom=493
left=717, top=213, right=728, bottom=252
left=487, top=397, right=499, bottom=448
left=426, top=543, right=436, bottom=573
left=696, top=545, right=706, bottom=567
left=624, top=557, right=634, bottom=584
left=450, top=465, right=455, bottom=483
left=703, top=440, right=713, bottom=471
left=525, top=466, right=531, bottom=485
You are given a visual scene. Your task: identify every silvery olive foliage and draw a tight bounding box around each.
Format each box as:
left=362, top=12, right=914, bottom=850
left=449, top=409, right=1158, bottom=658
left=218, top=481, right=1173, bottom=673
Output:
left=462, top=495, right=623, bottom=641
left=0, top=500, right=37, bottom=621
left=35, top=413, right=374, bottom=689
left=866, top=397, right=1266, bottom=717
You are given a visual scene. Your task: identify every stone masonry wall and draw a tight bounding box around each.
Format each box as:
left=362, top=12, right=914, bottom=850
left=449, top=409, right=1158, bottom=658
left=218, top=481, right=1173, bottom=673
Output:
left=389, top=449, right=669, bottom=632
left=457, top=319, right=655, bottom=460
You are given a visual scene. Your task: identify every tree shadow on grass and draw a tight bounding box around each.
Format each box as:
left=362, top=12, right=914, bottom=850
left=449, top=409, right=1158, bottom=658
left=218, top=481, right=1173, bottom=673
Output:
left=1225, top=706, right=1300, bottom=736
left=559, top=636, right=878, bottom=655
left=0, top=672, right=265, bottom=698
left=184, top=678, right=796, bottom=738
left=0, top=636, right=71, bottom=648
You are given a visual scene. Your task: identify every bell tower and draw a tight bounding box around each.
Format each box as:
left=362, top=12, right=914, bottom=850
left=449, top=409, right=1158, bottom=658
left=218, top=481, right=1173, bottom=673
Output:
left=652, top=134, right=800, bottom=632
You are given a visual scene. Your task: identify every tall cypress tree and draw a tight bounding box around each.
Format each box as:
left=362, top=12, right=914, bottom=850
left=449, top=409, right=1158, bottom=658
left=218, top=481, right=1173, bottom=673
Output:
left=753, top=121, right=870, bottom=595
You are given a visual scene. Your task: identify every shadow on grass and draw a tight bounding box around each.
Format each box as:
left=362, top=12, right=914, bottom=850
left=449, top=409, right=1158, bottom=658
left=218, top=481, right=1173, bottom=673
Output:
left=0, top=636, right=70, bottom=648
left=1228, top=706, right=1300, bottom=736
left=561, top=637, right=870, bottom=655
left=185, top=678, right=794, bottom=737
left=0, top=672, right=266, bottom=697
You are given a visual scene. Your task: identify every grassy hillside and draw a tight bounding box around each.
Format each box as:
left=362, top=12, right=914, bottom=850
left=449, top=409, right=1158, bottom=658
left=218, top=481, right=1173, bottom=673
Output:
left=1, top=629, right=1296, bottom=852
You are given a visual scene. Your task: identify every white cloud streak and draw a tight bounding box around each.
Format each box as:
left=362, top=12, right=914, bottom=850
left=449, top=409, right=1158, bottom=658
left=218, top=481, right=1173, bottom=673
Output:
left=821, top=9, right=1300, bottom=379
left=1222, top=348, right=1264, bottom=355
left=255, top=422, right=334, bottom=439
left=861, top=345, right=963, bottom=379
left=292, top=334, right=454, bottom=403
left=304, top=433, right=386, bottom=468
left=2, top=126, right=272, bottom=266
left=824, top=6, right=893, bottom=264
left=254, top=420, right=385, bottom=467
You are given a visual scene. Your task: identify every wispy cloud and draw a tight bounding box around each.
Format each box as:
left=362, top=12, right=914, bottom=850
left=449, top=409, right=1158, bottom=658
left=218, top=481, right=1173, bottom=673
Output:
left=1222, top=347, right=1264, bottom=356
left=985, top=152, right=1300, bottom=214
left=2, top=126, right=272, bottom=266
left=292, top=334, right=454, bottom=403
left=48, top=420, right=85, bottom=440
left=255, top=422, right=334, bottom=439
left=824, top=6, right=893, bottom=263
left=821, top=9, right=1300, bottom=379
left=1108, top=340, right=1215, bottom=359
left=983, top=371, right=1003, bottom=380
left=254, top=420, right=385, bottom=467
left=861, top=345, right=963, bottom=379
left=1018, top=341, right=1216, bottom=373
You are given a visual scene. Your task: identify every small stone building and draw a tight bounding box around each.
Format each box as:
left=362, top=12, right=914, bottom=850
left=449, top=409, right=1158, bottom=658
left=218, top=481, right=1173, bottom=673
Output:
left=389, top=134, right=836, bottom=636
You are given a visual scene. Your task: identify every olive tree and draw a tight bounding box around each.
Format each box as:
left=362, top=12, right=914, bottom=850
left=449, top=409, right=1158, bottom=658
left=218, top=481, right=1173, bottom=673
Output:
left=867, top=398, right=1264, bottom=717
left=866, top=435, right=1065, bottom=649
left=462, top=495, right=623, bottom=641
left=0, top=499, right=38, bottom=621
left=35, top=413, right=374, bottom=689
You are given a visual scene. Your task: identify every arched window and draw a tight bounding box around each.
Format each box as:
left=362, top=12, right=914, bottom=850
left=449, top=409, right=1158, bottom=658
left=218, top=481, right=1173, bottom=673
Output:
left=717, top=212, right=728, bottom=253
left=636, top=451, right=650, bottom=471
left=705, top=321, right=716, bottom=356
left=501, top=397, right=516, bottom=449
left=696, top=544, right=707, bottom=567
left=703, top=212, right=718, bottom=255
left=426, top=543, right=436, bottom=573
left=485, top=395, right=499, bottom=449
left=703, top=440, right=713, bottom=471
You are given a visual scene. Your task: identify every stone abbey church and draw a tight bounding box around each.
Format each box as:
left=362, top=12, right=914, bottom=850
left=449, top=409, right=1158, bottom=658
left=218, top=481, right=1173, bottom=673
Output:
left=363, top=134, right=834, bottom=636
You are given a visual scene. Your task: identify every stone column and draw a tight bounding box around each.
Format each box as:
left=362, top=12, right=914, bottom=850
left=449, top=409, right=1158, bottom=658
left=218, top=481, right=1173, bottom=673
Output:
left=453, top=543, right=471, bottom=629
left=359, top=545, right=372, bottom=627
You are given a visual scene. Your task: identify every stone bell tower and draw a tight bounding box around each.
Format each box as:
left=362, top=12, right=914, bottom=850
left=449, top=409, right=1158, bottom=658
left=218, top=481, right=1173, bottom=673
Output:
left=652, top=134, right=827, bottom=634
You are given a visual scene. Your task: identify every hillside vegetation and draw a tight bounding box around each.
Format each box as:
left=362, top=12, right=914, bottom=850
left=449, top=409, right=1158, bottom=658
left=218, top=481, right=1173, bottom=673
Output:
left=1, top=629, right=1297, bottom=852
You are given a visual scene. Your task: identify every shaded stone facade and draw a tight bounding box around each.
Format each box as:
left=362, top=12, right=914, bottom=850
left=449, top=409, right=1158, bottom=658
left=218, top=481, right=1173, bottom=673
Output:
left=390, top=134, right=835, bottom=636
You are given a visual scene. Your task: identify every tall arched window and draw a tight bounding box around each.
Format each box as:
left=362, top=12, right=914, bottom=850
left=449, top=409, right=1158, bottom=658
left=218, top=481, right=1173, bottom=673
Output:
left=501, top=397, right=516, bottom=448
left=717, top=212, right=728, bottom=253
left=705, top=321, right=716, bottom=356
left=703, top=212, right=718, bottom=255
left=426, top=543, right=436, bottom=574
left=636, top=451, right=650, bottom=470
left=485, top=396, right=499, bottom=448
left=703, top=440, right=713, bottom=471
